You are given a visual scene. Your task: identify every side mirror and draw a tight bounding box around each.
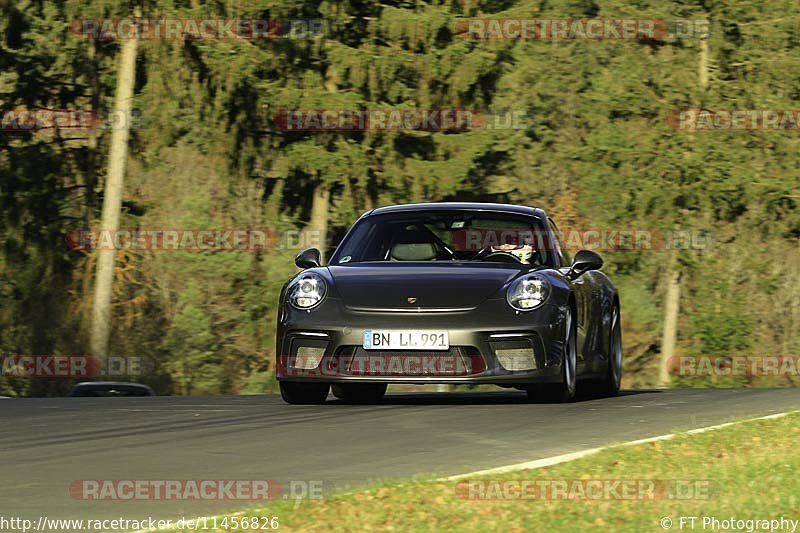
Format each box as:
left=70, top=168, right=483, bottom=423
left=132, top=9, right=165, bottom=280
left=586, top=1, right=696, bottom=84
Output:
left=295, top=248, right=322, bottom=269
left=567, top=249, right=603, bottom=280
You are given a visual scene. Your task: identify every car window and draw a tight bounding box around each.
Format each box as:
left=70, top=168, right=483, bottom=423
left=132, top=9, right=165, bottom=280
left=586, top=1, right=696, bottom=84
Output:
left=331, top=211, right=555, bottom=267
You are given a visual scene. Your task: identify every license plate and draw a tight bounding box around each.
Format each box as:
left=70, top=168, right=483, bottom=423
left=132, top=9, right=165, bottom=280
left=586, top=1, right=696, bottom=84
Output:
left=362, top=330, right=449, bottom=351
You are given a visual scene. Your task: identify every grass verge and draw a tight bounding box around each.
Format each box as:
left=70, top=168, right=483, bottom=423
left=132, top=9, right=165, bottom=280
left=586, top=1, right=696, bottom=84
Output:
left=161, top=412, right=800, bottom=532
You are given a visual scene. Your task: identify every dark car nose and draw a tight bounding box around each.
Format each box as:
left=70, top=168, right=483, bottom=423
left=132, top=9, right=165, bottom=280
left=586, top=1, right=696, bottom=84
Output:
left=327, top=263, right=521, bottom=310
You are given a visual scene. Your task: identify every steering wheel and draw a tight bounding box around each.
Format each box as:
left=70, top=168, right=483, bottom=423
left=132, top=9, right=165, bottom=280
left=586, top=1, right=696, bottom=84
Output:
left=471, top=247, right=524, bottom=264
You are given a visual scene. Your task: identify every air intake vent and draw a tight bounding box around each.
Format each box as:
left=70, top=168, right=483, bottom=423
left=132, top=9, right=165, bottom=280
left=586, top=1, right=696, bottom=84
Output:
left=491, top=340, right=537, bottom=371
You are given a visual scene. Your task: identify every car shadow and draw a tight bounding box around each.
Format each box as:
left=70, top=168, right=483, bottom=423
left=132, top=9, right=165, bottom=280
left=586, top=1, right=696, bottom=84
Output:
left=327, top=389, right=662, bottom=406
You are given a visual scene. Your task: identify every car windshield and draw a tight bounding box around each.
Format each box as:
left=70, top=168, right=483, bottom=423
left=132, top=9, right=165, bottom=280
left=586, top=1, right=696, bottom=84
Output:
left=330, top=211, right=554, bottom=266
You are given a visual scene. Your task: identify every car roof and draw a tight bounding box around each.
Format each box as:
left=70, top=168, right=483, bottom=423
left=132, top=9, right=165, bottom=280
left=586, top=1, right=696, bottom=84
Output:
left=370, top=202, right=545, bottom=218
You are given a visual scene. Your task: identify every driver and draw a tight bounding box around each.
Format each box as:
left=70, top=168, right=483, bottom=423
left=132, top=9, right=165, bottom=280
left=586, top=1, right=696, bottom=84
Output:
left=490, top=243, right=535, bottom=264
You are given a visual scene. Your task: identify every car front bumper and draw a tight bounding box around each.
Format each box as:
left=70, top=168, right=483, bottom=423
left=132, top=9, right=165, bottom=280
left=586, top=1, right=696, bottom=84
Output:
left=276, top=298, right=569, bottom=385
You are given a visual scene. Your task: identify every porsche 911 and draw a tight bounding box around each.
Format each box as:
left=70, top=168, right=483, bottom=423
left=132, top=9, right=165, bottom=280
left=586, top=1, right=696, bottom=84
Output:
left=276, top=202, right=621, bottom=404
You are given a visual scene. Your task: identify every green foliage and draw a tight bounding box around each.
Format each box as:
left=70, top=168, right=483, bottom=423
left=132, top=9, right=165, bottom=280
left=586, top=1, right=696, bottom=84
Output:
left=162, top=284, right=222, bottom=395
left=1, top=0, right=798, bottom=395
left=690, top=286, right=753, bottom=356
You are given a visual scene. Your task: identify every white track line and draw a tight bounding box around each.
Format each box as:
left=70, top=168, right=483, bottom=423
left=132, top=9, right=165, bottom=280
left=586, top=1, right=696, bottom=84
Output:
left=132, top=410, right=797, bottom=532
left=444, top=410, right=796, bottom=481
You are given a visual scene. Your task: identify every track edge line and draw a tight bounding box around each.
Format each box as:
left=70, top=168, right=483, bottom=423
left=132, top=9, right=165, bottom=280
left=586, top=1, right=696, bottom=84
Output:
left=442, top=410, right=797, bottom=481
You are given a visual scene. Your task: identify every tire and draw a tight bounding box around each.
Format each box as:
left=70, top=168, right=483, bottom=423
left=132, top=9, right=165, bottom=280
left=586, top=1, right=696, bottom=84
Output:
left=331, top=383, right=387, bottom=404
left=598, top=306, right=622, bottom=397
left=527, top=306, right=577, bottom=403
left=279, top=381, right=330, bottom=404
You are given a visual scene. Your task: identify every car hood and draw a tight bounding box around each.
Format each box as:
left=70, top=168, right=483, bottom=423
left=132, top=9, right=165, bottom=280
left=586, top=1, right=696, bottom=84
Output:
left=327, top=262, right=524, bottom=309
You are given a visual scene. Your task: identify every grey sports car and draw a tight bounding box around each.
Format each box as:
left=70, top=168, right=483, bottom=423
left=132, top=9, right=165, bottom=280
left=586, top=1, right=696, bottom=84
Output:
left=276, top=202, right=622, bottom=404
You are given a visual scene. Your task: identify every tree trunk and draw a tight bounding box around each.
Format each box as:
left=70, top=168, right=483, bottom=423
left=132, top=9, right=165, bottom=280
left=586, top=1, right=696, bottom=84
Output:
left=85, top=39, right=98, bottom=218
left=301, top=184, right=330, bottom=263
left=659, top=264, right=681, bottom=384
left=89, top=30, right=138, bottom=357
left=659, top=23, right=709, bottom=386
left=698, top=38, right=709, bottom=90
left=297, top=67, right=338, bottom=264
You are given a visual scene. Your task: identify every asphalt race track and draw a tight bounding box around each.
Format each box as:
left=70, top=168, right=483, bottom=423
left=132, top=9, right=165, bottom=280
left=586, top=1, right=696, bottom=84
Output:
left=1, top=389, right=799, bottom=527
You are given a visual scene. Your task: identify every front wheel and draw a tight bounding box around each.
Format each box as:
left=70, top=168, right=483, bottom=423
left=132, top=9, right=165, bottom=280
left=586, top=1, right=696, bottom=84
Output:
left=331, top=383, right=387, bottom=404
left=279, top=381, right=330, bottom=404
left=598, top=306, right=622, bottom=396
left=527, top=307, right=577, bottom=403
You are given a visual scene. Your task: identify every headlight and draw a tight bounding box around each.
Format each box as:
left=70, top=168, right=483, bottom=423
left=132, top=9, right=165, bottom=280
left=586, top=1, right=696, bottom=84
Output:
left=506, top=274, right=550, bottom=311
left=289, top=273, right=327, bottom=310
